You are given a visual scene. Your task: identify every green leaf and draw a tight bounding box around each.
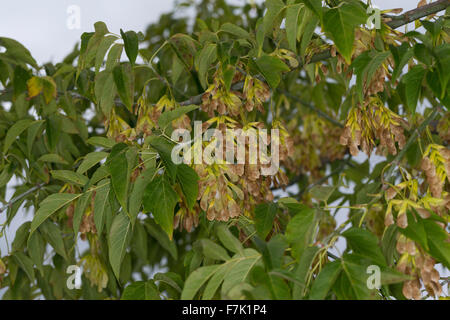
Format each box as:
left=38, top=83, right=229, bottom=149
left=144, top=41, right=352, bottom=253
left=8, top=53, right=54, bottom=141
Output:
left=379, top=267, right=413, bottom=285
left=176, top=164, right=199, bottom=210
left=323, top=2, right=366, bottom=64
left=106, top=143, right=132, bottom=215
left=221, top=249, right=261, bottom=297
left=120, top=29, right=139, bottom=65
left=93, top=180, right=111, bottom=235
left=95, top=35, right=118, bottom=73
left=423, top=220, right=450, bottom=268
left=298, top=0, right=322, bottom=20
left=381, top=224, right=398, bottom=266
left=158, top=104, right=198, bottom=131
left=254, top=202, right=278, bottom=239
left=86, top=136, right=116, bottom=148
left=121, top=281, right=146, bottom=300
left=11, top=252, right=35, bottom=282
left=12, top=222, right=31, bottom=252
left=263, top=235, right=287, bottom=269
left=333, top=253, right=385, bottom=300
left=181, top=248, right=261, bottom=300
left=286, top=4, right=303, bottom=52
left=215, top=224, right=244, bottom=254
left=144, top=219, right=178, bottom=260
left=390, top=44, right=413, bottom=83
left=77, top=22, right=109, bottom=77
left=121, top=280, right=161, bottom=300
left=0, top=37, right=38, bottom=69
left=202, top=264, right=234, bottom=300
left=129, top=166, right=156, bottom=224
left=27, top=231, right=45, bottom=276
left=73, top=191, right=92, bottom=235
left=26, top=120, right=45, bottom=156
left=30, top=193, right=80, bottom=237
left=106, top=43, right=123, bottom=70
left=402, top=65, right=426, bottom=113
left=398, top=211, right=428, bottom=250
left=147, top=136, right=178, bottom=182
left=352, top=50, right=390, bottom=102
left=51, top=170, right=89, bottom=186
left=181, top=265, right=220, bottom=300
left=195, top=43, right=217, bottom=89
left=143, top=175, right=179, bottom=239
left=40, top=220, right=68, bottom=260
left=434, top=44, right=450, bottom=98
left=195, top=239, right=230, bottom=261
left=292, top=245, right=319, bottom=299
left=255, top=54, right=290, bottom=89
left=76, top=152, right=108, bottom=174
left=113, top=62, right=134, bottom=111
left=108, top=212, right=131, bottom=279
left=285, top=205, right=316, bottom=259
left=343, top=227, right=387, bottom=267
left=95, top=70, right=117, bottom=115
left=299, top=12, right=318, bottom=59
left=220, top=23, right=252, bottom=41
left=37, top=154, right=68, bottom=165
left=154, top=272, right=183, bottom=296
left=309, top=185, right=336, bottom=202
left=263, top=0, right=285, bottom=35
left=3, top=119, right=34, bottom=153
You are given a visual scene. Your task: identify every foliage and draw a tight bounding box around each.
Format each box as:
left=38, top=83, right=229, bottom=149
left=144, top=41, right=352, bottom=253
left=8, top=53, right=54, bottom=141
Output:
left=0, top=0, right=449, bottom=300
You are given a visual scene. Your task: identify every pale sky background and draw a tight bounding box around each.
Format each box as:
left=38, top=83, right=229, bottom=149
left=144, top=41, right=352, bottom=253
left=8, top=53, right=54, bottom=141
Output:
left=0, top=0, right=447, bottom=297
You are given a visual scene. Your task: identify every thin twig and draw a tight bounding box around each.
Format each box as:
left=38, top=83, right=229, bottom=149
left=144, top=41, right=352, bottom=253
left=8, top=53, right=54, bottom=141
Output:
left=279, top=89, right=344, bottom=127
left=297, top=159, right=351, bottom=198
left=384, top=0, right=450, bottom=29
left=297, top=0, right=450, bottom=68
left=0, top=183, right=45, bottom=213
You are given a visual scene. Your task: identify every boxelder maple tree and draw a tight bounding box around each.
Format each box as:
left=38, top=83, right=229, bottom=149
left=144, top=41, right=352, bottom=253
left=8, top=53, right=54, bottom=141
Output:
left=0, top=0, right=449, bottom=300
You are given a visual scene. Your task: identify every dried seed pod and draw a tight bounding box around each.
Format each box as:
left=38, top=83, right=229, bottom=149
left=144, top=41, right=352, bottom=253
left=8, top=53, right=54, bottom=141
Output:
left=423, top=258, right=434, bottom=273
left=397, top=212, right=408, bottom=228
left=396, top=238, right=407, bottom=254
left=385, top=187, right=397, bottom=200
left=0, top=259, right=6, bottom=275
left=402, top=280, right=414, bottom=300
left=416, top=208, right=431, bottom=219
left=411, top=279, right=422, bottom=300
left=405, top=240, right=416, bottom=256
left=385, top=211, right=394, bottom=226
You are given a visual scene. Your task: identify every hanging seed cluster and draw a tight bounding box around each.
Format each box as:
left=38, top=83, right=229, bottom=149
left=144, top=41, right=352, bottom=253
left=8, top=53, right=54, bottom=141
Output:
left=340, top=99, right=407, bottom=157
left=421, top=144, right=450, bottom=199
left=80, top=254, right=109, bottom=292
left=397, top=235, right=443, bottom=299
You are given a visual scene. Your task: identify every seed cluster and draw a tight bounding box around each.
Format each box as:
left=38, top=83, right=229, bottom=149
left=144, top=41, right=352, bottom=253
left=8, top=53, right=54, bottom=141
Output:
left=80, top=254, right=109, bottom=292
left=340, top=100, right=406, bottom=157
left=421, top=145, right=450, bottom=199
left=397, top=235, right=443, bottom=299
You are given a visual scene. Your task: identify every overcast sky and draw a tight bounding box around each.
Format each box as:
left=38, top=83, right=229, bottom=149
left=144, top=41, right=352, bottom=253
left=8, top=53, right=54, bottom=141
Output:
left=0, top=0, right=176, bottom=64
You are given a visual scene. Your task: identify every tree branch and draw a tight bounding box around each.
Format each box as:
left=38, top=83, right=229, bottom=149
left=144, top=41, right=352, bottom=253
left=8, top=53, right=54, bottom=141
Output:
left=299, top=0, right=450, bottom=68
left=278, top=89, right=344, bottom=127
left=385, top=0, right=450, bottom=29
left=0, top=183, right=45, bottom=214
